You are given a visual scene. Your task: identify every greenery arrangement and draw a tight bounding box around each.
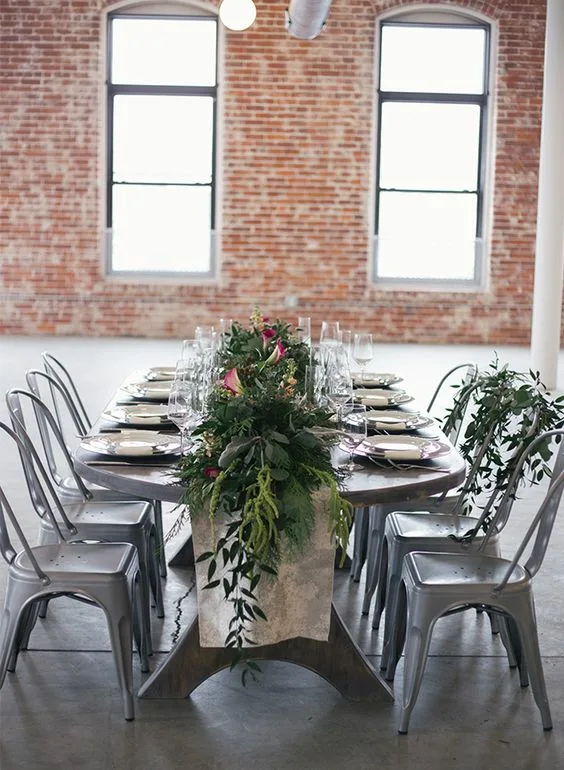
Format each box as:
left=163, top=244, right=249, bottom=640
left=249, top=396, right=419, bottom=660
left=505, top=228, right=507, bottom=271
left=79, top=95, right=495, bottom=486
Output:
left=174, top=308, right=353, bottom=672
left=443, top=357, right=564, bottom=525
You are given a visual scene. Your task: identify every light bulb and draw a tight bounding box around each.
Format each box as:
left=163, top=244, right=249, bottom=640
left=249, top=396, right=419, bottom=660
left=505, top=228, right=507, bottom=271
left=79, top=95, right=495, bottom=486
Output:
left=219, top=0, right=257, bottom=31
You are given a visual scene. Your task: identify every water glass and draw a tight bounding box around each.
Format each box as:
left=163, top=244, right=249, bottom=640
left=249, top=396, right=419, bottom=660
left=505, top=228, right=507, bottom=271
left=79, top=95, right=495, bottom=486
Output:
left=320, top=320, right=340, bottom=346
left=297, top=316, right=312, bottom=346
left=353, top=332, right=373, bottom=381
left=339, top=402, right=367, bottom=471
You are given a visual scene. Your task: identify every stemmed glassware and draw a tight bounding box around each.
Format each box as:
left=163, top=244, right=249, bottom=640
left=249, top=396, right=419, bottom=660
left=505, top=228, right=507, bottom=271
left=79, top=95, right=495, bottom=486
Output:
left=168, top=359, right=205, bottom=454
left=352, top=332, right=373, bottom=382
left=325, top=345, right=353, bottom=411
left=297, top=316, right=311, bottom=346
left=338, top=402, right=368, bottom=472
left=320, top=320, right=340, bottom=347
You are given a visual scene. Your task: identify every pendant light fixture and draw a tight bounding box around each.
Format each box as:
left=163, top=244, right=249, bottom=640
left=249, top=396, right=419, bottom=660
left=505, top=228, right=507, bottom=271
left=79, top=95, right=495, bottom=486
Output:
left=218, top=0, right=257, bottom=32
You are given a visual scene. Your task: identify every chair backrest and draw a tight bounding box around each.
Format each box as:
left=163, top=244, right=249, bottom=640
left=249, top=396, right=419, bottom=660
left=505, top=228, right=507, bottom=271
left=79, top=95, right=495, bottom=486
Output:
left=428, top=363, right=478, bottom=445
left=478, top=428, right=564, bottom=551
left=26, top=369, right=90, bottom=483
left=492, top=463, right=564, bottom=594
left=0, top=420, right=74, bottom=581
left=6, top=387, right=91, bottom=507
left=41, top=351, right=92, bottom=431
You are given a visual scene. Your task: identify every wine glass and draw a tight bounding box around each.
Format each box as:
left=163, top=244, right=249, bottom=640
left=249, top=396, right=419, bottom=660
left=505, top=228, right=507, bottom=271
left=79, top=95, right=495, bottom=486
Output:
left=339, top=402, right=367, bottom=471
left=297, top=316, right=311, bottom=346
left=320, top=320, right=340, bottom=346
left=325, top=345, right=353, bottom=411
left=353, top=332, right=373, bottom=382
left=167, top=380, right=205, bottom=454
left=338, top=329, right=353, bottom=366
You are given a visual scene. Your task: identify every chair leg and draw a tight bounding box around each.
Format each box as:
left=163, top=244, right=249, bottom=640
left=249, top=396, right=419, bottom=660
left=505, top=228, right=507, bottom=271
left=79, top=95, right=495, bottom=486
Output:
left=361, top=506, right=386, bottom=613
left=386, top=579, right=408, bottom=684
left=371, top=537, right=389, bottom=630
left=398, top=592, right=437, bottom=734
left=350, top=507, right=368, bottom=582
left=153, top=500, right=167, bottom=580
left=148, top=528, right=164, bottom=619
left=512, top=604, right=552, bottom=730
left=99, top=585, right=136, bottom=721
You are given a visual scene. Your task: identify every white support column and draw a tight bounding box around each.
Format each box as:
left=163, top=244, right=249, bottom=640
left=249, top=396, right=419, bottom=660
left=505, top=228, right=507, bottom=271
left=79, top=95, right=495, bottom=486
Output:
left=530, top=0, right=564, bottom=389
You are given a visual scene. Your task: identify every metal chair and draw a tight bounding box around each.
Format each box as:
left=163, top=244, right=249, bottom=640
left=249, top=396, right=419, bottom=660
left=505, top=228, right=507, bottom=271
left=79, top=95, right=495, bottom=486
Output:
left=350, top=363, right=478, bottom=584
left=393, top=460, right=564, bottom=733
left=6, top=388, right=163, bottom=646
left=40, top=354, right=168, bottom=579
left=22, top=370, right=165, bottom=616
left=0, top=421, right=149, bottom=721
left=378, top=428, right=564, bottom=681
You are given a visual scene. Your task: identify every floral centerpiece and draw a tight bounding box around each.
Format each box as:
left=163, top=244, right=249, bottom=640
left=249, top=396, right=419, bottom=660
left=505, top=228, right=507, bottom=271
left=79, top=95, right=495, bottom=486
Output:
left=174, top=308, right=353, bottom=667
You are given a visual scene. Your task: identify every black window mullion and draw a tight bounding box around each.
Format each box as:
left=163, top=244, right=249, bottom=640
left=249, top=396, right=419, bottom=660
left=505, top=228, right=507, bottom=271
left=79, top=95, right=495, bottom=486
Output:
left=106, top=11, right=217, bottom=275
left=375, top=17, right=490, bottom=283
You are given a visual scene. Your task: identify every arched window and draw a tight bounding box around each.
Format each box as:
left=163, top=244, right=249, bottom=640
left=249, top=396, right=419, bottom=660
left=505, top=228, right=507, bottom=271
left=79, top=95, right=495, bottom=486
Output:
left=373, top=8, right=494, bottom=287
left=105, top=2, right=218, bottom=277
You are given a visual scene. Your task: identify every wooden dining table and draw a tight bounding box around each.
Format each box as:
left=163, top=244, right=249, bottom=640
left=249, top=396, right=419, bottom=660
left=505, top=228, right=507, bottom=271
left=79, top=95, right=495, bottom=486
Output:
left=73, top=378, right=466, bottom=704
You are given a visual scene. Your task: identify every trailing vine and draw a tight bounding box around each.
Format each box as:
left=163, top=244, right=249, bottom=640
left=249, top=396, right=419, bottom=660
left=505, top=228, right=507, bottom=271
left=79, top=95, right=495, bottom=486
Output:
left=174, top=310, right=353, bottom=680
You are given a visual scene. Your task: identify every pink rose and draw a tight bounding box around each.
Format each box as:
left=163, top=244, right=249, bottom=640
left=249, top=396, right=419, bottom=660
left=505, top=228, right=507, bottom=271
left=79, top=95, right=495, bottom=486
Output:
left=223, top=367, right=244, bottom=396
left=203, top=467, right=220, bottom=478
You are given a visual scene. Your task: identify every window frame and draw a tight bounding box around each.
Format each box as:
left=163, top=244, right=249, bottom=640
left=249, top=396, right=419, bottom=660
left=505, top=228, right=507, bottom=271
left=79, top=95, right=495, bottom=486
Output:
left=372, top=13, right=493, bottom=290
left=104, top=9, right=219, bottom=279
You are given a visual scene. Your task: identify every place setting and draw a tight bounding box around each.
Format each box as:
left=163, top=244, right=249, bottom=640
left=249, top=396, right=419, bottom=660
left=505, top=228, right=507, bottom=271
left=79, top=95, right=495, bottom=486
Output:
left=79, top=429, right=182, bottom=466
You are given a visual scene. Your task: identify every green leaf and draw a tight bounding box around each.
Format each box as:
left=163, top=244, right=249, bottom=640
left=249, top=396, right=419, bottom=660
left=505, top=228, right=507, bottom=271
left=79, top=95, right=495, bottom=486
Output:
left=270, top=431, right=290, bottom=444
left=253, top=605, right=268, bottom=621
left=207, top=559, right=217, bottom=583
left=218, top=437, right=255, bottom=469
left=195, top=551, right=214, bottom=563
left=203, top=579, right=221, bottom=590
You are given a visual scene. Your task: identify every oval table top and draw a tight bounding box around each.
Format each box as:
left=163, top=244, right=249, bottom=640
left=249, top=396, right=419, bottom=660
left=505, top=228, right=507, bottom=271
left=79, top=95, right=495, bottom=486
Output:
left=74, top=437, right=466, bottom=508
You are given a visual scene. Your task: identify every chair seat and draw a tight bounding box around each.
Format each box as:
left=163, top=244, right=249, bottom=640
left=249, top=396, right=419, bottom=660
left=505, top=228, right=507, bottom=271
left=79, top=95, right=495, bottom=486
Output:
left=13, top=542, right=138, bottom=581
left=60, top=476, right=137, bottom=502
left=389, top=511, right=482, bottom=540
left=405, top=551, right=529, bottom=592
left=62, top=500, right=152, bottom=529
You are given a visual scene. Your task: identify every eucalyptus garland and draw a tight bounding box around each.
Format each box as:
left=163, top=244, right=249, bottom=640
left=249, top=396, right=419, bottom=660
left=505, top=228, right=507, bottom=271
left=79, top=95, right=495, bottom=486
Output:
left=442, top=357, right=564, bottom=526
left=174, top=309, right=353, bottom=678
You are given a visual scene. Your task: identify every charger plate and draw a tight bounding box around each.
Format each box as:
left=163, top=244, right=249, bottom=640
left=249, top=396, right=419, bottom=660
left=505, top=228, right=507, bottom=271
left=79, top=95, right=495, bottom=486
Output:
left=80, top=430, right=180, bottom=457
left=355, top=435, right=450, bottom=461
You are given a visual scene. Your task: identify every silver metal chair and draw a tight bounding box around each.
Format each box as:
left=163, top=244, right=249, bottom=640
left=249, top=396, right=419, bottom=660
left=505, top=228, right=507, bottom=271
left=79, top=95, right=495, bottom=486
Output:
left=40, top=354, right=168, bottom=579
left=22, top=371, right=165, bottom=616
left=390, top=448, right=564, bottom=733
left=350, top=363, right=478, bottom=584
left=378, top=428, right=564, bottom=680
left=6, top=388, right=163, bottom=646
left=0, top=421, right=149, bottom=721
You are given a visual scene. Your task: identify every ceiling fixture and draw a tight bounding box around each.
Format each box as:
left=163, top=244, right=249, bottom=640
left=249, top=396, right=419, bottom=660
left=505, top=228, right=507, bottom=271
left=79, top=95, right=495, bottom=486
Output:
left=219, top=0, right=257, bottom=31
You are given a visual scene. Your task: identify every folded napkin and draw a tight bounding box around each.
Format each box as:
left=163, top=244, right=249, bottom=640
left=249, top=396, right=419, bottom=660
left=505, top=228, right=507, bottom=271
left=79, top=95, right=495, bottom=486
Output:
left=111, top=440, right=154, bottom=457
left=367, top=415, right=417, bottom=431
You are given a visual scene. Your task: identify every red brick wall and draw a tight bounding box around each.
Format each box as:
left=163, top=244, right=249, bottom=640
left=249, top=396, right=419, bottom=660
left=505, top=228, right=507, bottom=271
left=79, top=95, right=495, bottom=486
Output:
left=0, top=0, right=549, bottom=342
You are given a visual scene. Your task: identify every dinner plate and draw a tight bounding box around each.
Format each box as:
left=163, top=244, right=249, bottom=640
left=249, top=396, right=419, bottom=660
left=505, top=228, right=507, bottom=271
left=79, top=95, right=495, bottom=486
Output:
left=80, top=430, right=180, bottom=457
left=142, top=366, right=176, bottom=382
left=355, top=435, right=450, bottom=461
left=365, top=410, right=434, bottom=432
left=120, top=381, right=173, bottom=401
left=353, top=373, right=403, bottom=388
left=102, top=403, right=173, bottom=427
left=354, top=389, right=413, bottom=408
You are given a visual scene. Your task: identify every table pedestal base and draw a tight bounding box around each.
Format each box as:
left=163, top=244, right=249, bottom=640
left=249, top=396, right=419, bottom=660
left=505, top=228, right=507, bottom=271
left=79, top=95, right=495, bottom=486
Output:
left=138, top=604, right=393, bottom=702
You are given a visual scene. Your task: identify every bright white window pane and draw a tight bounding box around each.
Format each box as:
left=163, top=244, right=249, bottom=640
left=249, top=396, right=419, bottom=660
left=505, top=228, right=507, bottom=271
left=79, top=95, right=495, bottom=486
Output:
left=113, top=95, right=213, bottom=184
left=377, top=192, right=477, bottom=280
left=112, top=185, right=212, bottom=273
left=380, top=26, right=485, bottom=94
left=380, top=103, right=480, bottom=191
left=111, top=18, right=216, bottom=87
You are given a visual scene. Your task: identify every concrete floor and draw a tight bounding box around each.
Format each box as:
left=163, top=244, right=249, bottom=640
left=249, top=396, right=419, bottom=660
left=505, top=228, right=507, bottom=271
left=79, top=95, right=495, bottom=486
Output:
left=0, top=336, right=564, bottom=769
